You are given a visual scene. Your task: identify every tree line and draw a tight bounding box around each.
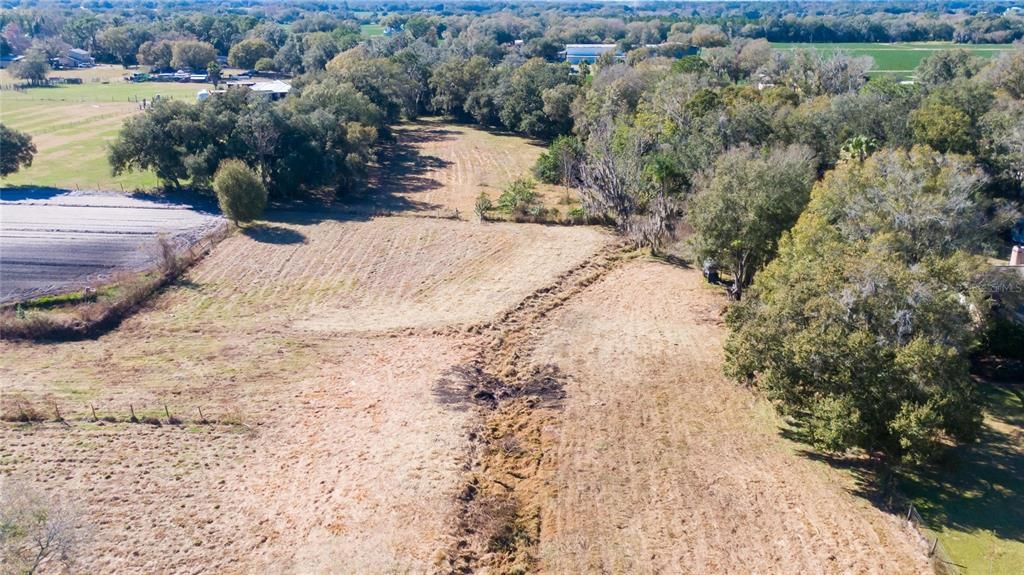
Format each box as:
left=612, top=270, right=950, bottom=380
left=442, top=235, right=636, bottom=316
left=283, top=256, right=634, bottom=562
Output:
left=552, top=38, right=1023, bottom=467
left=3, top=1, right=1024, bottom=71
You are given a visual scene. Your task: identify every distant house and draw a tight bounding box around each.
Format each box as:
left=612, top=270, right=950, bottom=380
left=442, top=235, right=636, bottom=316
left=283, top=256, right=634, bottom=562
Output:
left=1010, top=246, right=1024, bottom=267
left=753, top=73, right=776, bottom=90
left=62, top=48, right=95, bottom=68
left=250, top=79, right=291, bottom=100
left=225, top=79, right=291, bottom=101
left=561, top=44, right=623, bottom=65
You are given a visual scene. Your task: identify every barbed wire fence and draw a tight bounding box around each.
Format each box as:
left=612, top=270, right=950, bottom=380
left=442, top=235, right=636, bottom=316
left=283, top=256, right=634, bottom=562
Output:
left=903, top=502, right=963, bottom=575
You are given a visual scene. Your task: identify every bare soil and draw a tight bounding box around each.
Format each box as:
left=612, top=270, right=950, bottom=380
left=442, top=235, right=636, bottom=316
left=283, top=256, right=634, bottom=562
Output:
left=0, top=190, right=223, bottom=303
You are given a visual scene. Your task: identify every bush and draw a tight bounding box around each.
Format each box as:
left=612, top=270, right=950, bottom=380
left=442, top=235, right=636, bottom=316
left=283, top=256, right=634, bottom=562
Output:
left=213, top=159, right=267, bottom=224
left=0, top=480, right=86, bottom=573
left=475, top=191, right=493, bottom=220
left=254, top=57, right=275, bottom=72
left=567, top=206, right=586, bottom=224
left=532, top=135, right=582, bottom=185
left=497, top=178, right=540, bottom=217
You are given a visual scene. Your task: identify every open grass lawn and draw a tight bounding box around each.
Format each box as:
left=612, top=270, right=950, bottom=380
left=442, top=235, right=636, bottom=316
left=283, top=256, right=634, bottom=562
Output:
left=770, top=42, right=1017, bottom=78
left=0, top=66, right=212, bottom=191
left=360, top=24, right=385, bottom=37
left=900, top=383, right=1024, bottom=574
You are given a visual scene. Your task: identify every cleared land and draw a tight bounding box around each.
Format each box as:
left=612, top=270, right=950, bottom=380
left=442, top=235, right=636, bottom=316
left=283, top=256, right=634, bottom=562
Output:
left=770, top=41, right=1017, bottom=77
left=0, top=122, right=966, bottom=573
left=0, top=66, right=213, bottom=190
left=0, top=217, right=610, bottom=572
left=0, top=189, right=222, bottom=303
left=529, top=260, right=931, bottom=574
left=358, top=118, right=579, bottom=219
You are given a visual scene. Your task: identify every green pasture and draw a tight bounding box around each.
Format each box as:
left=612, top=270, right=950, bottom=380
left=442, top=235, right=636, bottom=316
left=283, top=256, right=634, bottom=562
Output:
left=770, top=42, right=1017, bottom=78
left=361, top=24, right=385, bottom=37
left=0, top=80, right=209, bottom=191
left=900, top=383, right=1024, bottom=575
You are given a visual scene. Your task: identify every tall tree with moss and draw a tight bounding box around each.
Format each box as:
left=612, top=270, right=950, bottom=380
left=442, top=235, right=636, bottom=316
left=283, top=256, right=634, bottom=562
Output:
left=725, top=147, right=1019, bottom=466
left=687, top=144, right=817, bottom=299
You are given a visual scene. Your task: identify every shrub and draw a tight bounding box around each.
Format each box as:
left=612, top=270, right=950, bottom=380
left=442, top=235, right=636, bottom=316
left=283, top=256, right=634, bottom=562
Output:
left=497, top=178, right=540, bottom=218
left=0, top=480, right=86, bottom=573
left=0, top=395, right=44, bottom=422
left=475, top=192, right=493, bottom=220
left=567, top=206, right=586, bottom=224
left=213, top=159, right=267, bottom=224
left=532, top=135, right=582, bottom=185
left=254, top=57, right=275, bottom=72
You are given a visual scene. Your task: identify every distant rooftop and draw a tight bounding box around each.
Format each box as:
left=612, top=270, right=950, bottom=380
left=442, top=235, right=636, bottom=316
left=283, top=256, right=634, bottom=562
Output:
left=564, top=44, right=618, bottom=55
left=561, top=44, right=622, bottom=64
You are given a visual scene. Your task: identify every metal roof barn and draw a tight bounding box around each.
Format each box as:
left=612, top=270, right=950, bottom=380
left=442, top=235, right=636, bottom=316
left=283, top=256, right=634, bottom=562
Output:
left=562, top=44, right=621, bottom=64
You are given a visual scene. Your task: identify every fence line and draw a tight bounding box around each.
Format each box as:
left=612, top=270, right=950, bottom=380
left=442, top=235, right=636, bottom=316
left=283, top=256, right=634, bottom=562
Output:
left=905, top=502, right=963, bottom=575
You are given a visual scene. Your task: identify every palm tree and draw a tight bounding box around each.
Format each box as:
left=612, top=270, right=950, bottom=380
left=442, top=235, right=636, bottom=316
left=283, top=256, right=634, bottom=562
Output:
left=840, top=135, right=879, bottom=164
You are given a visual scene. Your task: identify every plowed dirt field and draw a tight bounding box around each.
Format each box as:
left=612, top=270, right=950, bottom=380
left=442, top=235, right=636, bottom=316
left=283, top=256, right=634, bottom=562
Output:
left=0, top=190, right=223, bottom=303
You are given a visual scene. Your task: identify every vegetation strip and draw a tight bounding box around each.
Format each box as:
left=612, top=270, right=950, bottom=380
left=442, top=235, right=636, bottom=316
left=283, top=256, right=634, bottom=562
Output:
left=1, top=223, right=229, bottom=341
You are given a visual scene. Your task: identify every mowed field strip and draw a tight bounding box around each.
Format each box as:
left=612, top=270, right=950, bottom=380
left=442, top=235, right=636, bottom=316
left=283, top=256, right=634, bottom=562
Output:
left=530, top=261, right=930, bottom=573
left=0, top=66, right=213, bottom=190
left=770, top=41, right=1017, bottom=77
left=361, top=118, right=578, bottom=218
left=0, top=122, right=932, bottom=573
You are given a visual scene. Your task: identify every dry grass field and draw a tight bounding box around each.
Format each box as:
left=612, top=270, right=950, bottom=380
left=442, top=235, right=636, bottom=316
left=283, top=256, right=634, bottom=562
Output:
left=529, top=261, right=931, bottom=574
left=0, top=122, right=934, bottom=573
left=358, top=119, right=578, bottom=218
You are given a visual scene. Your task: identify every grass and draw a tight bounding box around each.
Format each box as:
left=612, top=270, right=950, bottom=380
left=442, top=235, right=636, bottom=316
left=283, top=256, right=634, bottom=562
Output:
left=0, top=65, right=212, bottom=191
left=0, top=229, right=225, bottom=341
left=899, top=383, right=1024, bottom=575
left=361, top=24, right=385, bottom=37
left=769, top=41, right=1017, bottom=78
